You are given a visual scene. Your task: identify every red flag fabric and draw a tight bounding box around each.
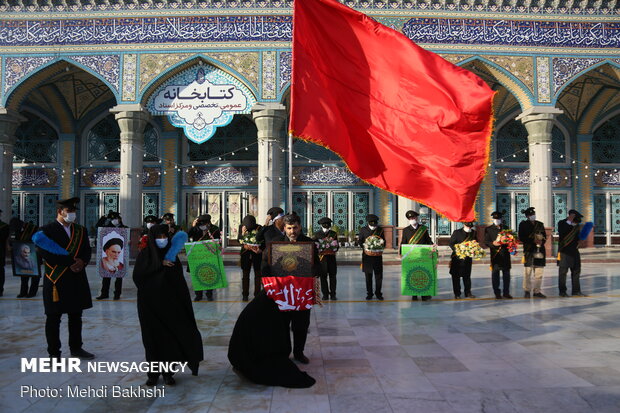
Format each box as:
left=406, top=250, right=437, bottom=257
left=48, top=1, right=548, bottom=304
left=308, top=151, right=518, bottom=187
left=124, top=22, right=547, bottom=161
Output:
left=289, top=0, right=495, bottom=222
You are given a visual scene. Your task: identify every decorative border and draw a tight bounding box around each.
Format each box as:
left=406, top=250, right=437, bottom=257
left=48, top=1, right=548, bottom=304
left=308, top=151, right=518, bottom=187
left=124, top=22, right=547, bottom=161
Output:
left=262, top=50, right=276, bottom=100
left=12, top=168, right=59, bottom=188
left=183, top=166, right=257, bottom=186
left=552, top=57, right=604, bottom=96
left=293, top=166, right=362, bottom=186
left=121, top=54, right=138, bottom=101
left=536, top=56, right=551, bottom=103
left=80, top=167, right=161, bottom=187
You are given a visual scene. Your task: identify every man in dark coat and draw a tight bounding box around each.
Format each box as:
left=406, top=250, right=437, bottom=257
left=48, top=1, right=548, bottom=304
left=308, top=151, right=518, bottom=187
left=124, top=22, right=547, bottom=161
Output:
left=0, top=209, right=9, bottom=297
left=12, top=218, right=41, bottom=298
left=96, top=211, right=128, bottom=301
left=359, top=214, right=385, bottom=300
left=133, top=224, right=203, bottom=386
left=449, top=221, right=477, bottom=299
left=260, top=213, right=320, bottom=364
left=237, top=214, right=262, bottom=301
left=32, top=197, right=94, bottom=359
left=399, top=210, right=434, bottom=301
left=518, top=207, right=547, bottom=298
left=484, top=211, right=513, bottom=299
left=188, top=214, right=221, bottom=301
left=256, top=206, right=285, bottom=249
left=162, top=212, right=180, bottom=236
left=557, top=209, right=586, bottom=297
left=312, top=217, right=339, bottom=300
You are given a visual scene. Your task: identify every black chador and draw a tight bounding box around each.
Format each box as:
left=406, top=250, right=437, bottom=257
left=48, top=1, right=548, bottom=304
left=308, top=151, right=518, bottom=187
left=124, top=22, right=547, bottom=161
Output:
left=133, top=225, right=203, bottom=383
left=449, top=226, right=476, bottom=299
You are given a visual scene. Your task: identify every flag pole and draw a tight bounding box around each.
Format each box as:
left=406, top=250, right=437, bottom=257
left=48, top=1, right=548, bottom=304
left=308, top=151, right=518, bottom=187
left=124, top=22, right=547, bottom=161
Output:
left=288, top=131, right=293, bottom=214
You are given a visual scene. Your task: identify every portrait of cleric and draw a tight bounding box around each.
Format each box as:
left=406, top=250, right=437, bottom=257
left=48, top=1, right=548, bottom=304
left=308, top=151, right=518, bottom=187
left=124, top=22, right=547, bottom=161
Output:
left=269, top=242, right=315, bottom=278
left=12, top=242, right=40, bottom=276
left=99, top=236, right=126, bottom=278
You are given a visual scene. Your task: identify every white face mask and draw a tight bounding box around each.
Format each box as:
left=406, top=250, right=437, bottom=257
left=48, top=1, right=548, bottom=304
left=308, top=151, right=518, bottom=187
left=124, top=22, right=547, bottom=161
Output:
left=368, top=225, right=377, bottom=230
left=199, top=225, right=207, bottom=231
left=155, top=238, right=168, bottom=249
left=409, top=219, right=417, bottom=226
left=111, top=219, right=119, bottom=226
left=528, top=215, right=536, bottom=221
left=146, top=222, right=154, bottom=229
left=64, top=212, right=77, bottom=223
left=493, top=219, right=502, bottom=226
left=322, top=227, right=330, bottom=232
left=463, top=226, right=472, bottom=233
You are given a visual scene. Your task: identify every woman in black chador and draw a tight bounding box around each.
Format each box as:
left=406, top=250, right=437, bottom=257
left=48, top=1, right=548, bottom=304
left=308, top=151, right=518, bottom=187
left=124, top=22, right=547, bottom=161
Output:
left=133, top=224, right=203, bottom=386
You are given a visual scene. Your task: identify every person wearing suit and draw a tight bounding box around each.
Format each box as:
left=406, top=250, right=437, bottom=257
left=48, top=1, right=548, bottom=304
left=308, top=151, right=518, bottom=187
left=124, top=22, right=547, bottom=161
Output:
left=484, top=211, right=513, bottom=299
left=400, top=210, right=434, bottom=301
left=312, top=217, right=339, bottom=300
left=359, top=214, right=386, bottom=300
left=449, top=222, right=477, bottom=299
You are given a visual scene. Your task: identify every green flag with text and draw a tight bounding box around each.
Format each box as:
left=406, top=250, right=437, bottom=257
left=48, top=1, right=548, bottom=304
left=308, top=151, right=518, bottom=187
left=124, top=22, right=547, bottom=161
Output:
left=185, top=240, right=228, bottom=291
left=401, top=245, right=438, bottom=296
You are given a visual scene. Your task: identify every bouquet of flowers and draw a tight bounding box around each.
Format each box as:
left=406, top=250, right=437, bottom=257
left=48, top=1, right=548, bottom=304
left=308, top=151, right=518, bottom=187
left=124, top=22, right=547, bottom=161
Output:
left=240, top=229, right=260, bottom=252
left=316, top=237, right=339, bottom=255
left=455, top=240, right=486, bottom=260
left=363, top=235, right=385, bottom=256
left=497, top=229, right=518, bottom=255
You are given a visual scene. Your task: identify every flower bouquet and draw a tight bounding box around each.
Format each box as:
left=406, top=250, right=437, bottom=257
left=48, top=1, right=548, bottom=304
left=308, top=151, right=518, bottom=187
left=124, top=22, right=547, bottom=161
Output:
left=363, top=235, right=385, bottom=256
left=316, top=237, right=339, bottom=256
left=455, top=240, right=486, bottom=260
left=240, top=230, right=260, bottom=253
left=497, top=229, right=518, bottom=255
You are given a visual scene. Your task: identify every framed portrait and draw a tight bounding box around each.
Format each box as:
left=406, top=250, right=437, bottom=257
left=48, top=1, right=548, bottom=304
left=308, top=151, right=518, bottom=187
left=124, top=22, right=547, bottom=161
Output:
left=12, top=241, right=41, bottom=277
left=268, top=241, right=314, bottom=278
left=97, top=227, right=129, bottom=278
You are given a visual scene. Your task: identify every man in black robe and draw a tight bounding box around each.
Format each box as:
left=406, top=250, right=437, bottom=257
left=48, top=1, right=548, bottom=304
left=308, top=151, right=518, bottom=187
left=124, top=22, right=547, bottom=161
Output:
left=0, top=209, right=9, bottom=297
left=32, top=197, right=94, bottom=359
left=96, top=211, right=128, bottom=301
left=399, top=210, right=434, bottom=301
left=557, top=209, right=586, bottom=297
left=359, top=214, right=385, bottom=300
left=312, top=217, right=339, bottom=300
left=237, top=215, right=262, bottom=301
left=133, top=224, right=203, bottom=386
left=484, top=211, right=513, bottom=299
left=228, top=213, right=317, bottom=388
left=12, top=218, right=41, bottom=298
left=518, top=207, right=547, bottom=298
left=256, top=206, right=285, bottom=248
left=188, top=214, right=221, bottom=301
left=449, top=222, right=477, bottom=299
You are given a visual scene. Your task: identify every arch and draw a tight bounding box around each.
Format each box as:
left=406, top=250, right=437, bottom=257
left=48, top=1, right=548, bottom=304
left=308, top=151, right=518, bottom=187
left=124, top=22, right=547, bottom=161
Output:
left=457, top=56, right=535, bottom=110
left=554, top=59, right=620, bottom=99
left=592, top=106, right=620, bottom=134
left=592, top=113, right=620, bottom=164
left=4, top=58, right=119, bottom=109
left=13, top=111, right=60, bottom=165
left=139, top=54, right=259, bottom=105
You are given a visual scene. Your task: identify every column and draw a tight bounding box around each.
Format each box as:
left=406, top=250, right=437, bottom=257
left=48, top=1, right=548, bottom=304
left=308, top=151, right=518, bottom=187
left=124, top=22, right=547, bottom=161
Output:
left=110, top=104, right=150, bottom=228
left=252, top=103, right=286, bottom=220
left=576, top=134, right=594, bottom=247
left=517, top=107, right=563, bottom=229
left=0, top=108, right=26, bottom=217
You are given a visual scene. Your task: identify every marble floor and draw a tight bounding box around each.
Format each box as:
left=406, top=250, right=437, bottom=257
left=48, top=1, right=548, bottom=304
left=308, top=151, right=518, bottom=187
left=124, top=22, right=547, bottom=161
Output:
left=2, top=262, right=620, bottom=413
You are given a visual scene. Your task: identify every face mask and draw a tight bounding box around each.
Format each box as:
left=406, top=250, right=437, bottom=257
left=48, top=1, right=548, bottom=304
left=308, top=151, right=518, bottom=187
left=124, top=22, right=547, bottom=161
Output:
left=321, top=223, right=331, bottom=229
left=146, top=222, right=154, bottom=229
left=322, top=226, right=330, bottom=233
left=463, top=226, right=472, bottom=233
left=409, top=219, right=417, bottom=226
left=111, top=219, right=119, bottom=226
left=64, top=212, right=77, bottom=223
left=155, top=238, right=168, bottom=249
left=199, top=225, right=207, bottom=231
left=528, top=215, right=536, bottom=222
left=368, top=225, right=377, bottom=230
left=493, top=219, right=502, bottom=226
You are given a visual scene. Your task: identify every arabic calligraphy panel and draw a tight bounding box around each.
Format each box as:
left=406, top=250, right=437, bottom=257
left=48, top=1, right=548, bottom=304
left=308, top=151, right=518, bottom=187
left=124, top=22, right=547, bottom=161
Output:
left=12, top=168, right=58, bottom=188
left=183, top=166, right=256, bottom=186
left=80, top=167, right=161, bottom=187
left=495, top=168, right=572, bottom=188
left=293, top=166, right=361, bottom=186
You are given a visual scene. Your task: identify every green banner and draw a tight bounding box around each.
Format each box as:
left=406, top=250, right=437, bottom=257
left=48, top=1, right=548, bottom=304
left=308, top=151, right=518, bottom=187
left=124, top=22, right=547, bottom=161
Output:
left=401, top=245, right=438, bottom=296
left=185, top=241, right=228, bottom=291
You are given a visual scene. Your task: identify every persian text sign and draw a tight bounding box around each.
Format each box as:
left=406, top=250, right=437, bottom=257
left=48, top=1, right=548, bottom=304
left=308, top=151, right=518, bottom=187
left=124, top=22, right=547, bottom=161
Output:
left=147, top=65, right=256, bottom=144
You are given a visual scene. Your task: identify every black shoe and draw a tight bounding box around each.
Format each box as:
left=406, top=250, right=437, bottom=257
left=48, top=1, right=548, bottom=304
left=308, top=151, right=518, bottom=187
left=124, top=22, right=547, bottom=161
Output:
left=376, top=294, right=384, bottom=301
left=294, top=353, right=310, bottom=364
left=465, top=293, right=476, bottom=298
left=113, top=295, right=121, bottom=301
left=145, top=376, right=159, bottom=386
left=422, top=296, right=431, bottom=301
left=533, top=292, right=546, bottom=298
left=194, top=296, right=202, bottom=302
left=411, top=296, right=418, bottom=301
left=330, top=294, right=337, bottom=301
left=162, top=375, right=176, bottom=385
left=572, top=292, right=588, bottom=297
left=559, top=292, right=569, bottom=297
left=17, top=293, right=27, bottom=298
left=48, top=353, right=61, bottom=361
left=503, top=294, right=513, bottom=299
left=242, top=295, right=249, bottom=302
left=524, top=291, right=531, bottom=298
left=95, top=295, right=109, bottom=300
left=70, top=349, right=95, bottom=360
left=206, top=295, right=214, bottom=302
left=495, top=294, right=503, bottom=299
left=323, top=295, right=330, bottom=301
left=455, top=295, right=461, bottom=299
left=366, top=294, right=373, bottom=300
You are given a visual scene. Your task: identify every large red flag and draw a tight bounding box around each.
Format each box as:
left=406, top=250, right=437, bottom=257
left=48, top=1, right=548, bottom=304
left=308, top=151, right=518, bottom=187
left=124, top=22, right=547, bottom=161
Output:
left=289, top=0, right=495, bottom=222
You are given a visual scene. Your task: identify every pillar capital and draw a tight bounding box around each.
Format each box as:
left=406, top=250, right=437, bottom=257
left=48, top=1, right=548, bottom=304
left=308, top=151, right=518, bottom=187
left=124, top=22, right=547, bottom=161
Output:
left=252, top=103, right=286, bottom=142
left=517, top=107, right=563, bottom=145
left=110, top=104, right=151, bottom=144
